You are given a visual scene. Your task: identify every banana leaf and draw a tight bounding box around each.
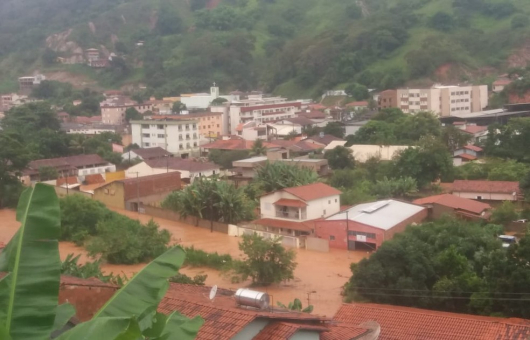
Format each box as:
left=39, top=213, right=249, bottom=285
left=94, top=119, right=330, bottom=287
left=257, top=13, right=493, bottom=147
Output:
left=54, top=316, right=142, bottom=340
left=0, top=184, right=61, bottom=340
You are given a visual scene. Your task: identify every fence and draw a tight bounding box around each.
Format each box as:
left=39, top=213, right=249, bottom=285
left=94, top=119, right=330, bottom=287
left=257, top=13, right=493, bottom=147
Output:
left=143, top=205, right=229, bottom=234
left=228, top=224, right=302, bottom=248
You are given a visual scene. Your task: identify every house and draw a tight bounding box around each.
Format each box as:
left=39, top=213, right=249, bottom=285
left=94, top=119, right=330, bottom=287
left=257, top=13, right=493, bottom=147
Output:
left=130, top=119, right=200, bottom=158
left=148, top=111, right=225, bottom=138
left=377, top=90, right=397, bottom=111
left=413, top=194, right=492, bottom=220
left=93, top=172, right=181, bottom=211
left=157, top=284, right=374, bottom=340
left=492, top=77, right=512, bottom=93
left=345, top=101, right=369, bottom=111
left=21, top=154, right=116, bottom=184
left=121, top=147, right=172, bottom=162
left=100, top=96, right=153, bottom=125
left=453, top=145, right=484, bottom=166
left=125, top=158, right=220, bottom=183
left=451, top=180, right=522, bottom=201
left=324, top=142, right=411, bottom=162
left=247, top=183, right=342, bottom=247
left=18, top=74, right=45, bottom=94
left=201, top=136, right=278, bottom=153
left=315, top=200, right=427, bottom=250
left=180, top=85, right=237, bottom=109
left=304, top=134, right=344, bottom=147
left=459, top=124, right=489, bottom=144
left=334, top=303, right=530, bottom=340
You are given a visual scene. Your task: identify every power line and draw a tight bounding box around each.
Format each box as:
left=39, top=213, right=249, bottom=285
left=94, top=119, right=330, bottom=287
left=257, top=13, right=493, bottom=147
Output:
left=349, top=286, right=530, bottom=296
left=352, top=291, right=530, bottom=301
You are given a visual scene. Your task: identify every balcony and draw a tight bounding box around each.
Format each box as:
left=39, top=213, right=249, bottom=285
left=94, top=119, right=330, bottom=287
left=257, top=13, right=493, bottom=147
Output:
left=275, top=209, right=307, bottom=220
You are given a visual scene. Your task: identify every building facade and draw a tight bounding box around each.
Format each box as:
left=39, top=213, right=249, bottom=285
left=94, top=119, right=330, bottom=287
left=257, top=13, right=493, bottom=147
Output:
left=130, top=119, right=200, bottom=157
left=101, top=96, right=154, bottom=125
left=147, top=112, right=224, bottom=139
left=451, top=180, right=522, bottom=201
left=378, top=85, right=488, bottom=116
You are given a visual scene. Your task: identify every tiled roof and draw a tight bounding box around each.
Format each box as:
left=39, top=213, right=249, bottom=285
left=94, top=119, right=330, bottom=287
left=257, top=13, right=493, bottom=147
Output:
left=159, top=283, right=326, bottom=340
left=253, top=322, right=301, bottom=340
left=56, top=176, right=79, bottom=186
left=145, top=158, right=220, bottom=172
left=308, top=104, right=327, bottom=110
left=280, top=117, right=315, bottom=125
left=299, top=110, right=327, bottom=119
left=274, top=198, right=308, bottom=208
left=321, top=323, right=370, bottom=340
left=464, top=145, right=483, bottom=152
left=202, top=138, right=278, bottom=151
left=283, top=183, right=342, bottom=201
left=413, top=194, right=491, bottom=215
left=305, top=135, right=344, bottom=146
left=290, top=140, right=324, bottom=152
left=452, top=180, right=521, bottom=194
left=346, top=101, right=368, bottom=107
left=455, top=153, right=477, bottom=160
left=25, top=154, right=109, bottom=175
left=84, top=174, right=106, bottom=185
left=334, top=303, right=530, bottom=340
left=463, top=125, right=488, bottom=134
left=132, top=147, right=172, bottom=160
left=493, top=78, right=512, bottom=86
left=252, top=218, right=315, bottom=232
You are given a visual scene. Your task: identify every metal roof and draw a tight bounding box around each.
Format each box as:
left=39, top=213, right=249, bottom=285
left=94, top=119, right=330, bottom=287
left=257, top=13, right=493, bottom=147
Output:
left=326, top=200, right=425, bottom=230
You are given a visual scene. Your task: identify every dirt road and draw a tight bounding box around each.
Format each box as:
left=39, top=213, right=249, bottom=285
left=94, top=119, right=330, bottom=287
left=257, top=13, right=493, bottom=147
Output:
left=0, top=208, right=368, bottom=316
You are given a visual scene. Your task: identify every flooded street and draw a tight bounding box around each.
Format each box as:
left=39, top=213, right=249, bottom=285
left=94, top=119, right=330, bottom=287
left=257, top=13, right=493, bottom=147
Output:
left=0, top=208, right=368, bottom=316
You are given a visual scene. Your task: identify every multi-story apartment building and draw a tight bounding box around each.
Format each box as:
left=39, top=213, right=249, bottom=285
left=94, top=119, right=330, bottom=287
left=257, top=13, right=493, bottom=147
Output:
left=378, top=85, right=488, bottom=116
left=101, top=96, right=153, bottom=125
left=18, top=74, right=45, bottom=94
left=146, top=111, right=224, bottom=139
left=130, top=119, right=200, bottom=158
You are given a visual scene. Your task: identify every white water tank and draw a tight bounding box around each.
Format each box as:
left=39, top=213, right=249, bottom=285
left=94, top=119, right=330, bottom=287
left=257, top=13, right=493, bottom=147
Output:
left=235, top=288, right=270, bottom=309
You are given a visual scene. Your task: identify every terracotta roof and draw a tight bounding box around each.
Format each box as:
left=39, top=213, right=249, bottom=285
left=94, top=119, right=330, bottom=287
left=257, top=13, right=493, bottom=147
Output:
left=158, top=283, right=327, bottom=340
left=299, top=110, right=327, bottom=119
left=132, top=147, right=172, bottom=160
left=84, top=174, right=105, bottom=185
left=274, top=198, right=308, bottom=208
left=25, top=154, right=109, bottom=175
left=455, top=153, right=477, bottom=160
left=252, top=218, right=316, bottom=232
left=280, top=117, right=315, bottom=125
left=334, top=303, right=530, bottom=340
left=290, top=140, right=324, bottom=152
left=464, top=145, right=483, bottom=152
left=463, top=125, right=488, bottom=134
left=493, top=78, right=512, bottom=86
left=453, top=121, right=466, bottom=125
left=96, top=172, right=182, bottom=201
left=56, top=176, right=79, bottom=186
left=321, top=323, right=370, bottom=340
left=305, top=135, right=344, bottom=146
left=308, top=104, right=327, bottom=110
left=145, top=158, right=219, bottom=172
left=201, top=138, right=278, bottom=151
left=452, top=180, right=521, bottom=194
left=253, top=322, right=302, bottom=340
left=240, top=102, right=302, bottom=113
left=346, top=101, right=368, bottom=107
left=413, top=194, right=491, bottom=215
left=283, top=183, right=342, bottom=201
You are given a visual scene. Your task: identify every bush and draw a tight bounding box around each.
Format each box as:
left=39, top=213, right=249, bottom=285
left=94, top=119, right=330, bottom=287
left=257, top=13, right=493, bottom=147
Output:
left=169, top=273, right=207, bottom=285
left=183, top=246, right=234, bottom=270
left=60, top=195, right=111, bottom=245
left=61, top=253, right=128, bottom=285
left=87, top=216, right=171, bottom=264
left=512, top=14, right=529, bottom=29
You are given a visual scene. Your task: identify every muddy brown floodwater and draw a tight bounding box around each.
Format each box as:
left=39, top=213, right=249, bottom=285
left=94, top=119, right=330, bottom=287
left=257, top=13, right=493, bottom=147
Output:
left=0, top=208, right=369, bottom=317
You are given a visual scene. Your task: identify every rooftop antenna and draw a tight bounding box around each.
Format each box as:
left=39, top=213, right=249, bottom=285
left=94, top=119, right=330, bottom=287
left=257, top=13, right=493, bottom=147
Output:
left=209, top=285, right=218, bottom=302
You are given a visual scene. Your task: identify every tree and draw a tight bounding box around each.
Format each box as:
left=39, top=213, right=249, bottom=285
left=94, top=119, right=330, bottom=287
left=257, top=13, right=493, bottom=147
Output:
left=236, top=233, right=297, bottom=285
left=347, top=120, right=396, bottom=145
left=255, top=161, right=319, bottom=193
left=490, top=201, right=518, bottom=225
left=277, top=299, right=313, bottom=313
left=512, top=14, right=529, bottom=29
left=211, top=97, right=228, bottom=106
left=208, top=149, right=250, bottom=169
left=441, top=125, right=472, bottom=152
left=251, top=139, right=267, bottom=156
left=2, top=102, right=61, bottom=134
left=42, top=47, right=58, bottom=65
left=155, top=1, right=183, bottom=35
left=428, top=12, right=455, bottom=31
left=172, top=101, right=187, bottom=114
left=125, top=107, right=142, bottom=122
left=0, top=184, right=203, bottom=339
left=371, top=176, right=418, bottom=199
left=323, top=122, right=345, bottom=139
left=345, top=83, right=369, bottom=100
left=0, top=132, right=30, bottom=208
left=324, top=146, right=355, bottom=170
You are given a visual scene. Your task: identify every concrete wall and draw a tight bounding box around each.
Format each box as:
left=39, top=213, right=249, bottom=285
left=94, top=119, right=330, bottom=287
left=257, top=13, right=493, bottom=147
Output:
left=453, top=191, right=517, bottom=201
left=260, top=191, right=340, bottom=221
left=315, top=220, right=384, bottom=250
left=383, top=208, right=427, bottom=240
left=143, top=205, right=229, bottom=233
left=53, top=187, right=93, bottom=199
left=305, top=237, right=329, bottom=252
left=93, top=182, right=126, bottom=209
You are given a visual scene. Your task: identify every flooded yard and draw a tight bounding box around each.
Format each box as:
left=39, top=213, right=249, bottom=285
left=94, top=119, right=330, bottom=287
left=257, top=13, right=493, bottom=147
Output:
left=0, top=208, right=368, bottom=316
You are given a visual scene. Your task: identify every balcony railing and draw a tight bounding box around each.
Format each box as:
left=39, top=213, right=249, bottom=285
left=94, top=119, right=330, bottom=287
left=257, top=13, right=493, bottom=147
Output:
left=276, top=210, right=307, bottom=220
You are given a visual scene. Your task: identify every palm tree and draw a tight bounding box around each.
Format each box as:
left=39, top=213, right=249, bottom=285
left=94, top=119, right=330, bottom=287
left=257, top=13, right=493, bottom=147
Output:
left=251, top=139, right=267, bottom=156
left=68, top=135, right=86, bottom=154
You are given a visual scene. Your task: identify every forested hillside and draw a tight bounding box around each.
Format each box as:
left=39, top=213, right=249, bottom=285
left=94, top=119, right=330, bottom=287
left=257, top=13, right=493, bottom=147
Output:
left=1, top=0, right=530, bottom=98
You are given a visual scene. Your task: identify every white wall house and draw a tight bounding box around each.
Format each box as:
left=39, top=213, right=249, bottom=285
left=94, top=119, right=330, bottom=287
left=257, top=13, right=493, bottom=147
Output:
left=125, top=158, right=220, bottom=182
left=130, top=119, right=200, bottom=157
left=180, top=86, right=237, bottom=109
left=260, top=182, right=341, bottom=221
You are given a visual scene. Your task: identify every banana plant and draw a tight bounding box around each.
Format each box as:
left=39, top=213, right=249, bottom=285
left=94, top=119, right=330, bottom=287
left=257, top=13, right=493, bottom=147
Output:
left=0, top=184, right=203, bottom=340
left=277, top=298, right=314, bottom=313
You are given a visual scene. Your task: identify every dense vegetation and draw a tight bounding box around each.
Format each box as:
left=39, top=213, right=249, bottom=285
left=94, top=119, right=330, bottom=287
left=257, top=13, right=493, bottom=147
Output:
left=1, top=0, right=529, bottom=97
left=344, top=217, right=530, bottom=318
left=61, top=194, right=171, bottom=264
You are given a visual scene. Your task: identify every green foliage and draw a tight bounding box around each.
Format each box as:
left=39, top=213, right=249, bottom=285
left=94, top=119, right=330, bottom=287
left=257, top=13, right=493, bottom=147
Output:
left=251, top=139, right=267, bottom=156
left=162, top=177, right=255, bottom=225
left=490, top=201, right=518, bottom=225
left=169, top=273, right=207, bottom=285
left=39, top=166, right=59, bottom=181
left=323, top=122, right=345, bottom=139
left=182, top=246, right=234, bottom=270
left=87, top=218, right=171, bottom=265
left=236, top=233, right=297, bottom=286
left=61, top=254, right=128, bottom=286
left=208, top=149, right=250, bottom=169
left=254, top=161, right=319, bottom=193
left=485, top=119, right=530, bottom=163
left=512, top=14, right=529, bottom=29
left=345, top=83, right=369, bottom=100
left=125, top=107, right=142, bottom=122
left=324, top=146, right=355, bottom=170
left=0, top=132, right=29, bottom=208
left=172, top=101, right=187, bottom=114
left=372, top=176, right=418, bottom=199
left=428, top=12, right=455, bottom=31
left=343, top=217, right=530, bottom=317
left=211, top=97, right=228, bottom=105
left=277, top=299, right=313, bottom=313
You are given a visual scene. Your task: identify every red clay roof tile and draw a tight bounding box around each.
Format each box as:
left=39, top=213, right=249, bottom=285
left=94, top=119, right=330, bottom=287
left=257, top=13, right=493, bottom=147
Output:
left=413, top=194, right=491, bottom=215
left=283, top=183, right=342, bottom=201
left=463, top=145, right=483, bottom=152
left=455, top=153, right=477, bottom=160
left=452, top=180, right=521, bottom=194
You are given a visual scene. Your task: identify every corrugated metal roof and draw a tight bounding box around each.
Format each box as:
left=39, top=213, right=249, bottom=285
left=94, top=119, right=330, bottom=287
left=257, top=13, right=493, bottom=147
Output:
left=326, top=200, right=425, bottom=231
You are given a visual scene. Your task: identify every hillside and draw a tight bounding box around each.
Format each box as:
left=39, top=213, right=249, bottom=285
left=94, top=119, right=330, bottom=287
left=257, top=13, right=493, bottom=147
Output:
left=2, top=0, right=530, bottom=98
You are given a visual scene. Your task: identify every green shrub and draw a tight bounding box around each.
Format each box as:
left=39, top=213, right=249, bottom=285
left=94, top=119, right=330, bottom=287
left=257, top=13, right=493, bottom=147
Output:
left=183, top=246, right=234, bottom=270
left=60, top=194, right=111, bottom=244
left=169, top=273, right=207, bottom=285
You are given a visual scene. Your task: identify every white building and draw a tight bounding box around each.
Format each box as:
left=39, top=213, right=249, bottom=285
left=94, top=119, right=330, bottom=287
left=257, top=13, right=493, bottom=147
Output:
left=180, top=85, right=238, bottom=109
left=125, top=158, right=220, bottom=182
left=324, top=142, right=412, bottom=162
left=130, top=119, right=200, bottom=157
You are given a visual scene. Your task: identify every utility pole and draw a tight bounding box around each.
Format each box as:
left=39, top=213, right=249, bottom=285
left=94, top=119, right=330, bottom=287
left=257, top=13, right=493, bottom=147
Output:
left=346, top=210, right=350, bottom=259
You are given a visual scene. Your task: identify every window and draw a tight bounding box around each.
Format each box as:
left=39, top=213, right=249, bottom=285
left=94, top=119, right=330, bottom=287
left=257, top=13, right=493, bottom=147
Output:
left=157, top=134, right=164, bottom=138
left=348, top=231, right=376, bottom=239
left=142, top=124, right=149, bottom=129
left=178, top=125, right=182, bottom=131
left=335, top=199, right=338, bottom=203
left=179, top=144, right=183, bottom=150
left=329, top=235, right=335, bottom=241
left=328, top=200, right=331, bottom=204
left=142, top=133, right=149, bottom=138
left=144, top=143, right=150, bottom=147
left=323, top=209, right=326, bottom=215
left=157, top=125, right=164, bottom=129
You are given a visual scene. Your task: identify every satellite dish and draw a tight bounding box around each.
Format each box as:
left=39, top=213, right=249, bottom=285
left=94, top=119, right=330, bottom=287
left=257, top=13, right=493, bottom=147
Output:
left=209, top=285, right=218, bottom=301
